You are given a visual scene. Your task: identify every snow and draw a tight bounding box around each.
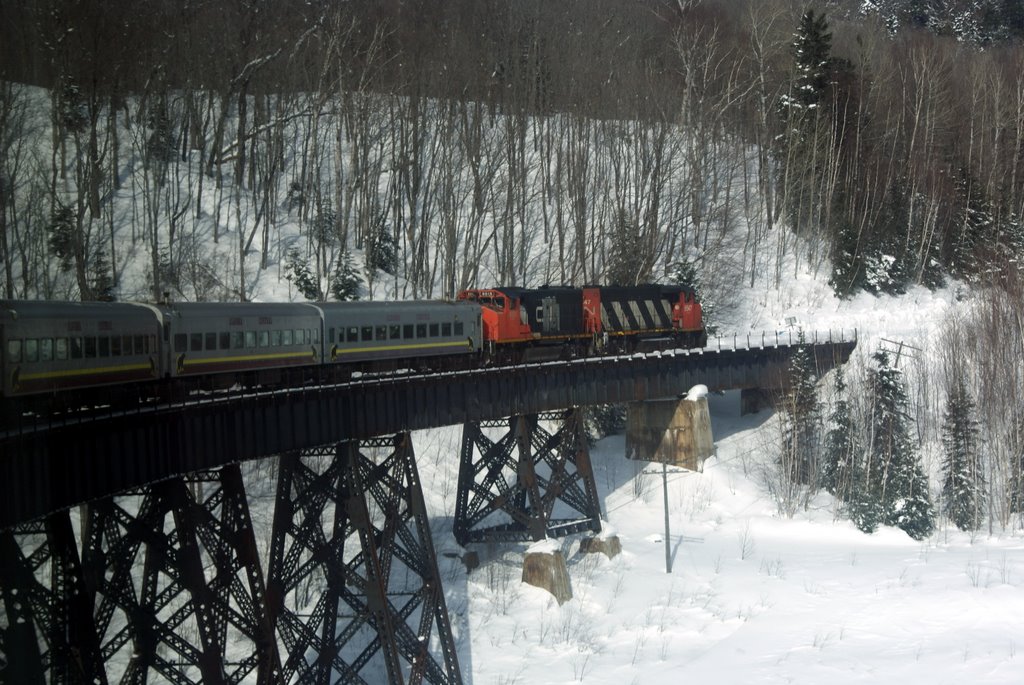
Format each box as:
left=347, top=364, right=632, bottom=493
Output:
left=527, top=538, right=564, bottom=555
left=411, top=384, right=1024, bottom=683
left=405, top=273, right=1023, bottom=684
left=685, top=384, right=708, bottom=401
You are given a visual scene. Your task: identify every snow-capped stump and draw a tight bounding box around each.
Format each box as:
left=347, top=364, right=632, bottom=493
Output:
left=521, top=539, right=572, bottom=605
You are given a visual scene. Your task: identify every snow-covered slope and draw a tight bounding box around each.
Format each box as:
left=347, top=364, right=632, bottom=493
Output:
left=408, top=278, right=1023, bottom=684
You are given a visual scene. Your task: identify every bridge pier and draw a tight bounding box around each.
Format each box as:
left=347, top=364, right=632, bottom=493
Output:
left=453, top=409, right=602, bottom=546
left=268, top=435, right=461, bottom=685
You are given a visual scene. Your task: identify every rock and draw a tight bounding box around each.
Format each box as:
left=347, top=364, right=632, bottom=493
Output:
left=579, top=534, right=622, bottom=559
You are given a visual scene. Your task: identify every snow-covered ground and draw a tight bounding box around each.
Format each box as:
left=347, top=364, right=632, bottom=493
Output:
left=406, top=278, right=1023, bottom=684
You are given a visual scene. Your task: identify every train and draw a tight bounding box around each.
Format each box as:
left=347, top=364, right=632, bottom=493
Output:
left=0, top=284, right=705, bottom=416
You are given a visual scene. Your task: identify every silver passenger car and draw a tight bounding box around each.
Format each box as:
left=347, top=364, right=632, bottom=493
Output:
left=317, top=300, right=482, bottom=365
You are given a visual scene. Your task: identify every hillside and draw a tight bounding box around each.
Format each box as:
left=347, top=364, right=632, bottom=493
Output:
left=405, top=278, right=1024, bottom=684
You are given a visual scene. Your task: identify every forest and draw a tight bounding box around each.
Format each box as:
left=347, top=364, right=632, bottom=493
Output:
left=3, top=0, right=1024, bottom=303
left=2, top=0, right=1024, bottom=533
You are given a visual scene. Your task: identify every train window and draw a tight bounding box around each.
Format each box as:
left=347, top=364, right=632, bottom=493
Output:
left=454, top=321, right=464, bottom=336
left=40, top=338, right=53, bottom=361
left=25, top=339, right=38, bottom=362
left=283, top=329, right=294, bottom=345
left=535, top=307, right=544, bottom=322
left=6, top=339, right=20, bottom=363
left=258, top=331, right=269, bottom=347
left=416, top=324, right=426, bottom=339
left=206, top=332, right=217, bottom=350
left=327, top=328, right=334, bottom=344
left=84, top=337, right=97, bottom=358
left=361, top=326, right=373, bottom=341
left=442, top=322, right=452, bottom=336
left=295, top=329, right=305, bottom=344
left=347, top=327, right=358, bottom=342
left=190, top=333, right=203, bottom=352
left=111, top=336, right=122, bottom=356
left=389, top=325, right=401, bottom=340
left=55, top=338, right=68, bottom=360
left=313, top=328, right=320, bottom=344
left=376, top=326, right=387, bottom=341
left=121, top=335, right=132, bottom=355
left=220, top=332, right=230, bottom=350
left=134, top=335, right=145, bottom=354
left=70, top=337, right=83, bottom=359
left=174, top=334, right=187, bottom=351
left=98, top=337, right=110, bottom=357
left=245, top=331, right=256, bottom=349
left=231, top=332, right=244, bottom=349
left=271, top=330, right=281, bottom=346
left=429, top=323, right=439, bottom=337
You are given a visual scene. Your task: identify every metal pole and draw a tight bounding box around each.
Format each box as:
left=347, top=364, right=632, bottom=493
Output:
left=662, top=461, right=672, bottom=574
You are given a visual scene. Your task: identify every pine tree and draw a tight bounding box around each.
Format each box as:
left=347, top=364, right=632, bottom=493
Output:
left=822, top=365, right=859, bottom=499
left=91, top=248, right=115, bottom=302
left=285, top=247, right=322, bottom=301
left=366, top=225, right=399, bottom=276
left=605, top=209, right=650, bottom=285
left=866, top=350, right=935, bottom=540
left=782, top=333, right=821, bottom=487
left=47, top=205, right=77, bottom=274
left=941, top=374, right=985, bottom=531
left=788, top=9, right=833, bottom=113
left=330, top=248, right=362, bottom=301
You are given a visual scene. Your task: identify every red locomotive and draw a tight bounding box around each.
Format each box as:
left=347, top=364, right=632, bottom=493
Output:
left=457, top=284, right=706, bottom=361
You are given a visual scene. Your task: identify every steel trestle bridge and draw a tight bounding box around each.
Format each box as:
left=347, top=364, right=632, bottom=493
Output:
left=0, top=332, right=855, bottom=684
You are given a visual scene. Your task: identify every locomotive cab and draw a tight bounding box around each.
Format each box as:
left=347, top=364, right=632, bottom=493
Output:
left=457, top=289, right=533, bottom=344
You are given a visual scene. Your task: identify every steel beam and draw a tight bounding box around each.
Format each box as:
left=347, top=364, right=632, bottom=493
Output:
left=454, top=409, right=602, bottom=545
left=267, top=437, right=462, bottom=685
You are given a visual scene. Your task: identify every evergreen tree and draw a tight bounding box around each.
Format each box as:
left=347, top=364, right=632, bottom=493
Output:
left=330, top=248, right=362, bottom=301
left=669, top=258, right=715, bottom=333
left=787, top=9, right=833, bottom=113
left=847, top=472, right=885, bottom=534
left=584, top=404, right=626, bottom=444
left=285, top=247, right=322, bottom=301
left=365, top=225, right=399, bottom=276
left=822, top=365, right=859, bottom=499
left=866, top=350, right=935, bottom=539
left=941, top=373, right=985, bottom=531
left=91, top=248, right=115, bottom=302
left=47, top=205, right=77, bottom=274
left=782, top=333, right=821, bottom=487
left=775, top=9, right=837, bottom=254
left=605, top=209, right=650, bottom=285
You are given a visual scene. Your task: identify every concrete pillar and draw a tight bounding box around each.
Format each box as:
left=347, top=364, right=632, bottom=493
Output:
left=625, top=390, right=714, bottom=469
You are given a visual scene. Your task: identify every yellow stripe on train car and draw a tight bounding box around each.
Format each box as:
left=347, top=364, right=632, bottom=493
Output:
left=181, top=350, right=316, bottom=368
left=19, top=362, right=154, bottom=381
left=331, top=339, right=472, bottom=356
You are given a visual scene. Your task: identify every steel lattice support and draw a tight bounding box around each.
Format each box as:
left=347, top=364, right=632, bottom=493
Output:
left=266, top=435, right=462, bottom=685
left=0, top=512, right=106, bottom=684
left=0, top=464, right=279, bottom=684
left=453, top=409, right=602, bottom=545
left=84, top=464, right=279, bottom=685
